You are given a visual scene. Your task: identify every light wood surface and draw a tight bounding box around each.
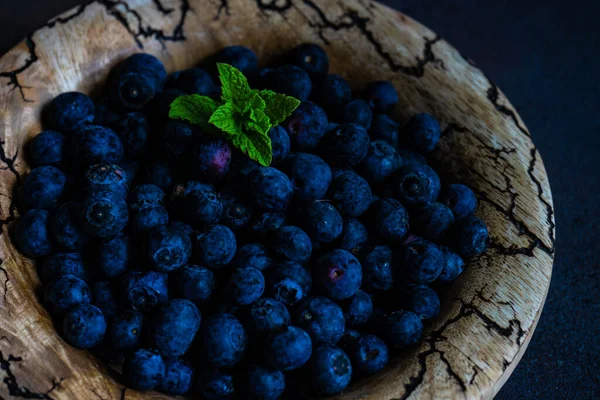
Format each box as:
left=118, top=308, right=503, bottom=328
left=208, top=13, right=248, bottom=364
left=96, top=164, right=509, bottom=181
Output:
left=0, top=0, right=555, bottom=399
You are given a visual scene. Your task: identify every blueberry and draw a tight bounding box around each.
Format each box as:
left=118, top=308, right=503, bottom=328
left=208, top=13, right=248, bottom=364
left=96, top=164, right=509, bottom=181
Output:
left=262, top=65, right=312, bottom=101
left=141, top=161, right=173, bottom=192
left=147, top=226, right=192, bottom=272
left=338, top=328, right=361, bottom=352
left=268, top=126, right=291, bottom=165
left=341, top=99, right=373, bottom=129
left=437, top=246, right=465, bottom=283
left=337, top=217, right=369, bottom=256
left=348, top=334, right=389, bottom=375
left=84, top=163, right=129, bottom=198
left=449, top=214, right=489, bottom=257
left=128, top=184, right=165, bottom=210
left=197, top=368, right=235, bottom=400
left=71, top=125, right=124, bottom=166
left=439, top=183, right=477, bottom=220
left=94, top=97, right=121, bottom=129
left=130, top=206, right=169, bottom=232
left=197, top=313, right=247, bottom=368
left=28, top=130, right=65, bottom=167
left=311, top=74, right=351, bottom=112
left=315, top=249, right=362, bottom=300
left=360, top=140, right=403, bottom=186
left=365, top=198, right=409, bottom=245
left=283, top=101, right=328, bottom=150
left=13, top=209, right=54, bottom=257
left=189, top=134, right=232, bottom=181
left=400, top=113, right=441, bottom=152
left=149, top=299, right=201, bottom=357
left=397, top=148, right=427, bottom=165
left=122, top=348, right=165, bottom=391
left=265, top=325, right=312, bottom=371
left=19, top=166, right=66, bottom=211
left=51, top=202, right=89, bottom=251
left=232, top=243, right=272, bottom=271
left=245, top=364, right=286, bottom=400
left=269, top=225, right=312, bottom=263
left=310, top=345, right=352, bottom=394
left=282, top=153, right=332, bottom=203
left=109, top=54, right=167, bottom=111
left=287, top=43, right=329, bottom=81
left=250, top=212, right=287, bottom=238
left=244, top=297, right=291, bottom=336
left=387, top=163, right=441, bottom=206
left=174, top=264, right=216, bottom=304
left=168, top=220, right=195, bottom=237
left=159, top=358, right=194, bottom=395
left=176, top=68, right=217, bottom=97
left=399, top=237, right=444, bottom=283
left=401, top=284, right=440, bottom=320
left=91, top=281, right=119, bottom=318
left=183, top=185, right=223, bottom=228
left=320, top=123, right=370, bottom=167
left=106, top=310, right=144, bottom=350
left=410, top=202, right=455, bottom=241
left=121, top=270, right=169, bottom=312
left=340, top=290, right=373, bottom=327
left=379, top=310, right=423, bottom=348
left=228, top=266, right=265, bottom=305
left=39, top=252, right=86, bottom=283
left=265, top=262, right=312, bottom=306
left=62, top=304, right=107, bottom=349
left=96, top=233, right=130, bottom=279
left=116, top=112, right=150, bottom=159
left=221, top=154, right=259, bottom=190
left=81, top=190, right=129, bottom=238
left=303, top=201, right=343, bottom=243
left=213, top=46, right=259, bottom=76
left=369, top=114, right=399, bottom=147
left=361, top=246, right=395, bottom=292
left=363, top=80, right=398, bottom=114
left=248, top=167, right=293, bottom=212
left=220, top=200, right=252, bottom=232
left=328, top=169, right=372, bottom=217
left=193, top=225, right=236, bottom=269
left=162, top=120, right=197, bottom=161
left=116, top=158, right=139, bottom=186
left=294, top=296, right=345, bottom=345
left=44, top=274, right=91, bottom=314
left=44, top=92, right=95, bottom=134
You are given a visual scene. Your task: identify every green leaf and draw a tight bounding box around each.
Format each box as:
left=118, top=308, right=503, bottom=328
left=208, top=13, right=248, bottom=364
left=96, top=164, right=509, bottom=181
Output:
left=259, top=89, right=301, bottom=126
left=209, top=102, right=243, bottom=138
left=232, top=129, right=273, bottom=167
left=245, top=108, right=271, bottom=136
left=244, top=90, right=266, bottom=113
left=169, top=94, right=216, bottom=129
left=218, top=63, right=251, bottom=107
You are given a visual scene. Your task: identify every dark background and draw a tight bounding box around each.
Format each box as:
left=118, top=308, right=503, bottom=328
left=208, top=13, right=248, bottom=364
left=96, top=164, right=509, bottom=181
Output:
left=1, top=0, right=599, bottom=398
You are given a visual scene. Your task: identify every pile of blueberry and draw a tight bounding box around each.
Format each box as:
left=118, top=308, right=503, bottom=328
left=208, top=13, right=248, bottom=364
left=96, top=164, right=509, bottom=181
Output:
left=12, top=43, right=488, bottom=398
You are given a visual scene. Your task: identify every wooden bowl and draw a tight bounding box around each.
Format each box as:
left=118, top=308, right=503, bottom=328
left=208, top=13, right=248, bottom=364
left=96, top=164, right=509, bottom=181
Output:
left=0, top=0, right=555, bottom=399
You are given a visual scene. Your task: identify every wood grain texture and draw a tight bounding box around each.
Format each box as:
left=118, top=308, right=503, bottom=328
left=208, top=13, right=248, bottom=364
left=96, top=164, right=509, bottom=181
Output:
left=0, top=0, right=555, bottom=399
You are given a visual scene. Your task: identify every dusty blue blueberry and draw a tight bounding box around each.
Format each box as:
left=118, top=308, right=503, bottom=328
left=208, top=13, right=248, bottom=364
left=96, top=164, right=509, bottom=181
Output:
left=62, top=304, right=107, bottom=349
left=369, top=114, right=399, bottom=147
left=320, top=123, right=370, bottom=167
left=341, top=99, right=373, bottom=129
left=227, top=267, right=265, bottom=305
left=39, top=252, right=86, bottom=283
left=174, top=264, right=216, bottom=304
left=379, top=310, right=423, bottom=348
left=109, top=54, right=167, bottom=111
left=122, top=348, right=165, bottom=391
left=287, top=43, right=329, bottom=81
left=400, top=284, right=440, bottom=320
left=213, top=45, right=259, bottom=76
left=14, top=209, right=54, bottom=257
left=294, top=296, right=345, bottom=345
left=338, top=328, right=361, bottom=352
left=244, top=297, right=291, bottom=336
left=45, top=274, right=91, bottom=314
left=367, top=198, right=409, bottom=244
left=439, top=183, right=477, bottom=220
left=130, top=206, right=169, bottom=232
left=410, top=202, right=455, bottom=241
left=337, top=217, right=369, bottom=256
left=141, top=161, right=173, bottom=192
left=51, top=201, right=89, bottom=251
left=197, top=368, right=235, bottom=400
left=283, top=101, right=328, bottom=150
left=310, top=345, right=352, bottom=394
left=437, top=246, right=465, bottom=283
left=328, top=169, right=372, bottom=217
left=245, top=364, right=286, bottom=400
left=312, top=74, right=351, bottom=112
left=387, top=163, right=441, bottom=206
left=340, top=290, right=373, bottom=327
left=349, top=334, right=389, bottom=375
left=360, top=140, right=403, bottom=186
left=363, top=80, right=398, bottom=114
left=282, top=153, right=332, bottom=203
left=162, top=120, right=196, bottom=161
left=265, top=262, right=312, bottom=306
left=176, top=67, right=217, bottom=97
left=265, top=325, right=312, bottom=371
left=147, top=226, right=192, bottom=272
left=94, top=97, right=121, bottom=129
left=397, top=148, right=427, bottom=165
left=117, top=112, right=150, bottom=159
left=159, top=358, right=195, bottom=395
left=399, top=237, right=444, bottom=283
left=248, top=167, right=293, bottom=212
left=270, top=225, right=312, bottom=263
left=168, top=220, right=194, bottom=237
left=220, top=199, right=252, bottom=232
left=400, top=113, right=441, bottom=152
left=106, top=310, right=144, bottom=350
left=19, top=166, right=66, bottom=211
left=81, top=190, right=129, bottom=238
left=71, top=125, right=124, bottom=166
left=233, top=243, right=272, bottom=271
left=304, top=201, right=343, bottom=243
left=183, top=185, right=223, bottom=228
left=250, top=212, right=287, bottom=239
left=44, top=92, right=94, bottom=134
left=361, top=246, right=395, bottom=292
left=315, top=249, right=362, bottom=300
left=91, top=281, right=118, bottom=318
left=197, top=313, right=247, bottom=368
left=149, top=299, right=201, bottom=357
left=193, top=225, right=236, bottom=269
left=115, top=158, right=140, bottom=187
left=188, top=134, right=232, bottom=181
left=268, top=126, right=291, bottom=165
left=96, top=233, right=129, bottom=279
left=262, top=64, right=312, bottom=101
left=121, top=270, right=169, bottom=312
left=29, top=130, right=65, bottom=166
left=449, top=215, right=489, bottom=257
left=220, top=154, right=259, bottom=192
left=84, top=163, right=129, bottom=198
left=128, top=184, right=165, bottom=210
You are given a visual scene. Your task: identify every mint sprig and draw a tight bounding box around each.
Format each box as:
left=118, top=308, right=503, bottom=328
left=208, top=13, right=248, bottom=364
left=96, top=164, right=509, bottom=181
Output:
left=169, top=63, right=301, bottom=166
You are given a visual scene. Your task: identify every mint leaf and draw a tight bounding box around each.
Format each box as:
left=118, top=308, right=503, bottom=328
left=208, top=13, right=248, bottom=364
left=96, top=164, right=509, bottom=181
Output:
left=218, top=63, right=251, bottom=107
left=169, top=94, right=216, bottom=129
left=245, top=108, right=271, bottom=136
left=244, top=90, right=266, bottom=113
left=209, top=103, right=243, bottom=138
left=232, top=129, right=272, bottom=167
left=259, top=90, right=301, bottom=126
